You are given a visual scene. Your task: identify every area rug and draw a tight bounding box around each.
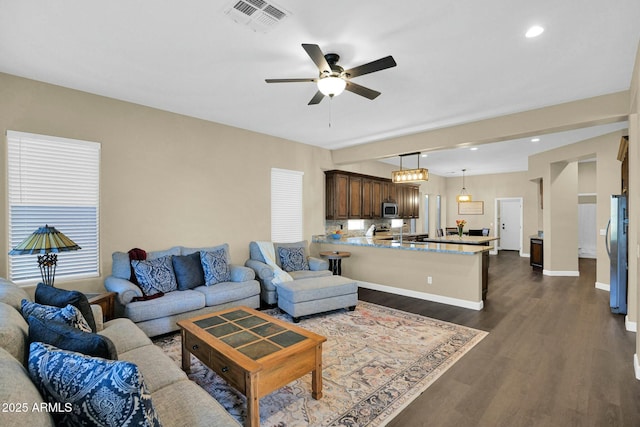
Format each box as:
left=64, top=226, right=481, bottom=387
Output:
left=153, top=301, right=487, bottom=426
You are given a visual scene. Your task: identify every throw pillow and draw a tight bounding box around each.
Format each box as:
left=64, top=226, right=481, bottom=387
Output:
left=27, top=315, right=117, bottom=360
left=21, top=300, right=92, bottom=333
left=131, top=255, right=178, bottom=296
left=278, top=246, right=310, bottom=272
left=28, top=342, right=161, bottom=427
left=172, top=252, right=205, bottom=290
left=200, top=249, right=231, bottom=285
left=35, top=282, right=97, bottom=333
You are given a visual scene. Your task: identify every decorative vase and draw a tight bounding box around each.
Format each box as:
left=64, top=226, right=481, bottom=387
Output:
left=457, top=226, right=464, bottom=238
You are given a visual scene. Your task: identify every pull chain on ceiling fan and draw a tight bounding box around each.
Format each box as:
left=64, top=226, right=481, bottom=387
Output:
left=265, top=43, right=397, bottom=105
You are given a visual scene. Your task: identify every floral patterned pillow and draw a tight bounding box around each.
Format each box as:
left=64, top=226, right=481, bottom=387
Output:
left=277, top=247, right=310, bottom=272
left=28, top=342, right=161, bottom=427
left=21, top=300, right=92, bottom=333
left=131, top=255, right=178, bottom=296
left=200, top=249, right=231, bottom=285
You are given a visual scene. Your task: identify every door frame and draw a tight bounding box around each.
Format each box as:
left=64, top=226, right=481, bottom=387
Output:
left=494, top=197, right=524, bottom=256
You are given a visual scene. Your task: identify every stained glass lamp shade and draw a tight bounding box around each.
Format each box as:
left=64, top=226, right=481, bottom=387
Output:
left=9, top=225, right=81, bottom=286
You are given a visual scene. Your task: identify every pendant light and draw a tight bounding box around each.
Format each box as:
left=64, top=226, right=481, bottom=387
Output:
left=392, top=152, right=429, bottom=183
left=457, top=169, right=472, bottom=202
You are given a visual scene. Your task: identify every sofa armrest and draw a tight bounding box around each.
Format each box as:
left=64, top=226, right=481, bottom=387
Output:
left=230, top=264, right=255, bottom=282
left=104, top=276, right=142, bottom=305
left=308, top=256, right=329, bottom=271
left=244, top=259, right=274, bottom=280
left=90, top=305, right=104, bottom=332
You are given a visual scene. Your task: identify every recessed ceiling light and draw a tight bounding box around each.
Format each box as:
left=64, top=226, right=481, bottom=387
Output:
left=531, top=137, right=540, bottom=142
left=470, top=147, right=479, bottom=151
left=525, top=25, right=544, bottom=38
left=421, top=153, right=428, bottom=157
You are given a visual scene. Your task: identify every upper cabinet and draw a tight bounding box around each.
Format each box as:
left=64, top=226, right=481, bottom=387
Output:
left=325, top=170, right=419, bottom=219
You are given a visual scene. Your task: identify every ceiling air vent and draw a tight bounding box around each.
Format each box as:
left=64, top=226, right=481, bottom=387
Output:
left=224, top=0, right=290, bottom=33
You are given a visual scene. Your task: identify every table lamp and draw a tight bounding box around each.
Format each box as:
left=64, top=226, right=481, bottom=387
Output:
left=9, top=225, right=81, bottom=286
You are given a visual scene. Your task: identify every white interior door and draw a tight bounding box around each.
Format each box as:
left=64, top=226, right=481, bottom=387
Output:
left=499, top=199, right=521, bottom=251
left=578, top=203, right=597, bottom=258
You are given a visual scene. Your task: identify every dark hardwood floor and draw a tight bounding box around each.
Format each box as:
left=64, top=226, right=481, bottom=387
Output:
left=358, top=250, right=640, bottom=427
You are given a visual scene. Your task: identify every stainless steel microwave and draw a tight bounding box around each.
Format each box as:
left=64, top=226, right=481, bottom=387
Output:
left=382, top=202, right=398, bottom=218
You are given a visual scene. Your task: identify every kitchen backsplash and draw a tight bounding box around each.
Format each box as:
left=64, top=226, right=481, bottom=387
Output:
left=324, top=219, right=409, bottom=236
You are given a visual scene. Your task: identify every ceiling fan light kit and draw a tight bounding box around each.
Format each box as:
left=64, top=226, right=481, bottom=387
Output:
left=266, top=43, right=396, bottom=105
left=317, top=76, right=346, bottom=97
left=392, top=152, right=429, bottom=183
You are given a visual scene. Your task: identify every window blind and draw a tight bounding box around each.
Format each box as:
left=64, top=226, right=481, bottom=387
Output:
left=271, top=168, right=303, bottom=242
left=7, top=130, right=100, bottom=284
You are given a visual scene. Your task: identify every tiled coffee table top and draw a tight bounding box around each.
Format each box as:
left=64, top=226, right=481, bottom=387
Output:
left=193, top=309, right=307, bottom=360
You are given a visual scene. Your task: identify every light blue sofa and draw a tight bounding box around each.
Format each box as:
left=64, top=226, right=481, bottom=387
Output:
left=105, top=244, right=260, bottom=337
left=245, top=240, right=332, bottom=305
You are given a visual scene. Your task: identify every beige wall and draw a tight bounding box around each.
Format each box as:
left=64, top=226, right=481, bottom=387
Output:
left=0, top=73, right=370, bottom=293
left=528, top=131, right=621, bottom=283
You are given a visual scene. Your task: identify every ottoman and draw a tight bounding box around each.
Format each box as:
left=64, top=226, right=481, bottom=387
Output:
left=277, top=275, right=358, bottom=322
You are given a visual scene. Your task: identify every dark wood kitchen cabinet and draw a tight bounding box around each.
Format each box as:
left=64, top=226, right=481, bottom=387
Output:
left=325, top=171, right=349, bottom=220
left=325, top=170, right=420, bottom=220
left=530, top=237, right=543, bottom=270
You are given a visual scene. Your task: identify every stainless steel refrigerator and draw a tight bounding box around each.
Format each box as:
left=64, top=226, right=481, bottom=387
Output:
left=606, top=195, right=628, bottom=314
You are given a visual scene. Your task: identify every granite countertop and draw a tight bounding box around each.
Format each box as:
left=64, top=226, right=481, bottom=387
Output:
left=312, top=235, right=492, bottom=255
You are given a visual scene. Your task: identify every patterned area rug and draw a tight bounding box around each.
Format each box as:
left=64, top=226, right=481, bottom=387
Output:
left=154, top=302, right=487, bottom=426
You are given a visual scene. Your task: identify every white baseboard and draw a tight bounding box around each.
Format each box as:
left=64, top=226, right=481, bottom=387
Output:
left=595, top=282, right=610, bottom=291
left=357, top=281, right=483, bottom=311
left=543, top=270, right=580, bottom=277
left=635, top=354, right=640, bottom=380
left=626, top=316, right=637, bottom=332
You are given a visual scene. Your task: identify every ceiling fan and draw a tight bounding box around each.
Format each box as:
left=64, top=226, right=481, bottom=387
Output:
left=265, top=43, right=397, bottom=105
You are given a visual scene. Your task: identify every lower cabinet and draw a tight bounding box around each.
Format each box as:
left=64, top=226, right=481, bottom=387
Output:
left=530, top=238, right=543, bottom=270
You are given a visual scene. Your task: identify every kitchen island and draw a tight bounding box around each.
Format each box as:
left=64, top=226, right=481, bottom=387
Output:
left=311, top=235, right=492, bottom=310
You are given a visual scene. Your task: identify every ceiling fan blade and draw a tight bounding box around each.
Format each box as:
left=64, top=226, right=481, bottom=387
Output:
left=265, top=78, right=317, bottom=83
left=308, top=90, right=325, bottom=105
left=344, top=56, right=397, bottom=79
left=302, top=44, right=331, bottom=74
left=345, top=81, right=381, bottom=100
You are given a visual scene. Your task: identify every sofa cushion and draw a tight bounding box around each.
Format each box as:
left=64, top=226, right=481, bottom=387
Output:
left=132, top=255, right=178, bottom=295
left=0, top=277, right=31, bottom=310
left=119, top=344, right=187, bottom=392
left=147, top=246, right=181, bottom=260
left=0, top=302, right=29, bottom=364
left=21, top=300, right=92, bottom=333
left=0, top=347, right=54, bottom=427
left=276, top=275, right=358, bottom=304
left=172, top=252, right=205, bottom=290
left=28, top=315, right=117, bottom=360
left=195, top=280, right=261, bottom=307
left=151, top=379, right=241, bottom=427
left=182, top=243, right=229, bottom=258
left=201, top=249, right=231, bottom=285
left=28, top=342, right=161, bottom=427
left=277, top=246, right=310, bottom=272
left=35, top=282, right=97, bottom=333
left=99, top=318, right=153, bottom=354
left=124, top=290, right=206, bottom=323
left=112, top=251, right=132, bottom=279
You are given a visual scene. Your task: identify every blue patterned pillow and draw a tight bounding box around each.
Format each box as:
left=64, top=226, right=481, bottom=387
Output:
left=21, top=300, right=92, bottom=333
left=132, top=255, right=178, bottom=295
left=278, top=247, right=310, bottom=272
left=200, top=249, right=231, bottom=285
left=28, top=342, right=161, bottom=427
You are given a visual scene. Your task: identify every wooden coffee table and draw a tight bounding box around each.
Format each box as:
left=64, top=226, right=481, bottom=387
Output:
left=177, top=306, right=326, bottom=427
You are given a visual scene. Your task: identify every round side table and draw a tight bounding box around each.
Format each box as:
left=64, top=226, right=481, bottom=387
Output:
left=319, top=251, right=351, bottom=275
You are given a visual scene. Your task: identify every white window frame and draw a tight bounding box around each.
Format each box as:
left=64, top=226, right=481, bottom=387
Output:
left=271, top=168, right=303, bottom=242
left=6, top=130, right=100, bottom=284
